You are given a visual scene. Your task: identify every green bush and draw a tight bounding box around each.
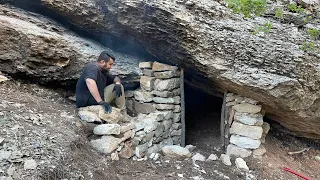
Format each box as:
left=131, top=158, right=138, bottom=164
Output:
left=287, top=3, right=305, bottom=13
left=307, top=28, right=320, bottom=40
left=300, top=42, right=317, bottom=52
left=226, top=0, right=267, bottom=18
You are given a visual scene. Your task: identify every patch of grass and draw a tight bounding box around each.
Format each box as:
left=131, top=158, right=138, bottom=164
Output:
left=226, top=0, right=267, bottom=18
left=307, top=28, right=320, bottom=40
left=252, top=22, right=273, bottom=35
left=300, top=42, right=317, bottom=52
left=287, top=3, right=305, bottom=13
left=275, top=8, right=284, bottom=20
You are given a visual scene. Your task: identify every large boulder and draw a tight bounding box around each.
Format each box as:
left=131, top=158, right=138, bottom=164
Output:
left=0, top=4, right=143, bottom=86
left=2, top=1, right=320, bottom=138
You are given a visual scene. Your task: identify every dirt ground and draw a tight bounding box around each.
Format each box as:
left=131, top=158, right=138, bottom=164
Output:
left=0, top=80, right=319, bottom=180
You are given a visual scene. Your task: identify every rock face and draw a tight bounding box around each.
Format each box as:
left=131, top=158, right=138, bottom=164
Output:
left=0, top=5, right=144, bottom=85
left=2, top=1, right=320, bottom=138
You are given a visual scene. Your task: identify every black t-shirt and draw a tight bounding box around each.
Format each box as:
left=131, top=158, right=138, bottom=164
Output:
left=76, top=62, right=115, bottom=108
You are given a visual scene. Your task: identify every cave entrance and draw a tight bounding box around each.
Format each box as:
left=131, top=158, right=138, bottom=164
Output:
left=184, top=83, right=224, bottom=154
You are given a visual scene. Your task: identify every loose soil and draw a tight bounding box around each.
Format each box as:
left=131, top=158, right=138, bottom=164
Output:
left=0, top=80, right=319, bottom=180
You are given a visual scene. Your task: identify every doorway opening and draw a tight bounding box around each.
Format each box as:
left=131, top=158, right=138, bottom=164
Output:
left=184, top=83, right=223, bottom=154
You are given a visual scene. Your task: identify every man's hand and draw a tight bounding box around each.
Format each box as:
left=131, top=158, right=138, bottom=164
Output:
left=99, top=101, right=112, bottom=113
left=113, top=84, right=122, bottom=97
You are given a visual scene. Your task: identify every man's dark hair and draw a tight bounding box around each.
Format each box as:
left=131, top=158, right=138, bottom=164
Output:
left=97, top=51, right=115, bottom=62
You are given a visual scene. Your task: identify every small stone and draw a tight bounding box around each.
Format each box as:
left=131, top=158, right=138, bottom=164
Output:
left=226, top=144, right=252, bottom=158
left=120, top=123, right=135, bottom=133
left=78, top=110, right=101, bottom=123
left=24, top=159, right=37, bottom=170
left=230, top=122, right=263, bottom=139
left=220, top=154, right=232, bottom=166
left=243, top=97, right=259, bottom=105
left=149, top=153, right=156, bottom=159
left=173, top=105, right=181, bottom=113
left=262, top=122, right=270, bottom=135
left=154, top=70, right=179, bottom=79
left=172, top=123, right=181, bottom=130
left=0, top=74, right=9, bottom=83
left=154, top=78, right=180, bottom=91
left=171, top=129, right=182, bottom=136
left=125, top=91, right=134, bottom=98
left=185, top=145, right=196, bottom=152
left=163, top=120, right=173, bottom=131
left=206, top=154, right=218, bottom=161
left=154, top=104, right=175, bottom=110
left=139, top=62, right=153, bottom=69
left=133, top=100, right=156, bottom=114
left=162, top=145, right=191, bottom=159
left=253, top=146, right=266, bottom=157
left=153, top=97, right=175, bottom=104
left=234, top=112, right=263, bottom=126
left=152, top=62, right=178, bottom=72
left=230, top=135, right=261, bottom=149
left=0, top=150, right=11, bottom=161
left=146, top=144, right=160, bottom=155
left=233, top=103, right=262, bottom=113
left=235, top=97, right=244, bottom=103
left=142, top=69, right=154, bottom=76
left=192, top=153, right=206, bottom=162
left=7, top=166, right=15, bottom=176
left=135, top=143, right=148, bottom=158
left=140, top=76, right=155, bottom=91
left=173, top=113, right=181, bottom=123
left=173, top=96, right=181, bottom=104
left=93, top=124, right=121, bottom=135
left=155, top=123, right=165, bottom=137
left=134, top=90, right=154, bottom=102
left=151, top=91, right=173, bottom=97
left=153, top=153, right=160, bottom=161
left=111, top=152, right=119, bottom=161
left=235, top=158, right=249, bottom=171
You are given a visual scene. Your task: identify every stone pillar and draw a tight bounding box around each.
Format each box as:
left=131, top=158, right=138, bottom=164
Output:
left=224, top=93, right=266, bottom=158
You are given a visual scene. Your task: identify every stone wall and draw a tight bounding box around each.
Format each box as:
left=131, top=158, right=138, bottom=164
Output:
left=223, top=93, right=269, bottom=158
left=125, top=61, right=182, bottom=158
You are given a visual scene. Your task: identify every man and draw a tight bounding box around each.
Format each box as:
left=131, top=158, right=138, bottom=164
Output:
left=76, top=51, right=125, bottom=114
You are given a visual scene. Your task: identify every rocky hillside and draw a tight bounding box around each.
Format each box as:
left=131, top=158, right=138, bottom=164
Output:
left=0, top=0, right=320, bottom=139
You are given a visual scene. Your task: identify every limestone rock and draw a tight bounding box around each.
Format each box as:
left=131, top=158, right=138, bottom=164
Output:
left=233, top=103, right=262, bottom=114
left=140, top=76, right=155, bottom=91
left=154, top=78, right=180, bottom=91
left=78, top=110, right=101, bottom=123
left=24, top=159, right=37, bottom=170
left=139, top=62, right=153, bottom=69
left=120, top=123, right=135, bottom=133
left=154, top=70, right=179, bottom=79
left=230, top=122, right=263, bottom=139
left=235, top=158, right=249, bottom=171
left=155, top=123, right=165, bottom=137
left=173, top=113, right=181, bottom=123
left=234, top=112, right=263, bottom=126
left=93, top=124, right=121, bottom=135
left=172, top=123, right=181, bottom=130
left=192, top=153, right=206, bottom=162
left=161, top=145, right=191, bottom=159
left=152, top=62, right=178, bottom=72
left=172, top=88, right=181, bottom=96
left=0, top=150, right=11, bottom=161
left=133, top=100, right=156, bottom=114
left=99, top=107, right=123, bottom=123
left=230, top=135, right=261, bottom=149
left=173, top=105, right=181, bottom=113
left=153, top=97, right=174, bottom=104
left=220, top=154, right=232, bottom=166
left=206, top=154, right=218, bottom=161
left=135, top=143, right=148, bottom=158
left=154, top=104, right=175, bottom=110
left=134, top=90, right=153, bottom=102
left=171, top=129, right=182, bottom=136
left=151, top=91, right=173, bottom=98
left=119, top=141, right=135, bottom=159
left=226, top=144, right=252, bottom=158
left=90, top=136, right=122, bottom=154
left=142, top=69, right=154, bottom=76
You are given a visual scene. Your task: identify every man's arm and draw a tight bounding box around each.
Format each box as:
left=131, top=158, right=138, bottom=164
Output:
left=114, top=76, right=121, bottom=84
left=86, top=78, right=103, bottom=103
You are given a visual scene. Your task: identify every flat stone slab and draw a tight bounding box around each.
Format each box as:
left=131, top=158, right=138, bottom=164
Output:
left=93, top=124, right=121, bottom=135
left=152, top=61, right=178, bottom=72
left=140, top=76, right=155, bottom=91
left=154, top=70, right=179, bottom=79
left=230, top=122, right=263, bottom=139
left=134, top=90, right=153, bottom=102
left=139, top=62, right=153, bottom=69
left=154, top=78, right=180, bottom=91
left=234, top=112, right=263, bottom=126
left=230, top=135, right=261, bottom=149
left=233, top=103, right=261, bottom=114
left=226, top=144, right=252, bottom=158
left=162, top=145, right=191, bottom=159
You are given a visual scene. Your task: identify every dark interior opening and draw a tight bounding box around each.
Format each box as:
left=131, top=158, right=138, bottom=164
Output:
left=185, top=83, right=223, bottom=155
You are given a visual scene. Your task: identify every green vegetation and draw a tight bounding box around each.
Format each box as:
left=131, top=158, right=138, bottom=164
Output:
left=225, top=0, right=267, bottom=18
left=307, top=28, right=320, bottom=40
left=300, top=42, right=317, bottom=52
left=275, top=8, right=284, bottom=20
left=287, top=3, right=305, bottom=13
left=252, top=22, right=273, bottom=35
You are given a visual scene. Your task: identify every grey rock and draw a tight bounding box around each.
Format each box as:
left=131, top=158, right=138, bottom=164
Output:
left=156, top=111, right=173, bottom=120
left=0, top=150, right=11, bottom=161
left=133, top=100, right=156, bottom=114
left=185, top=144, right=196, bottom=152
left=155, top=123, right=165, bottom=137
left=220, top=154, right=232, bottom=166
left=140, top=76, right=155, bottom=91
left=206, top=154, right=218, bottom=161
left=24, top=159, right=37, bottom=170
left=233, top=103, right=262, bottom=114
left=235, top=158, right=249, bottom=171
left=172, top=123, right=181, bottom=130
left=153, top=97, right=175, bottom=104
left=163, top=120, right=173, bottom=131
left=192, top=153, right=206, bottom=162
left=134, top=90, right=154, bottom=102
left=162, top=145, right=191, bottom=158
left=78, top=110, right=101, bottom=123
left=135, top=143, right=148, bottom=158
left=172, top=88, right=181, bottom=96
left=226, top=144, right=252, bottom=158
left=90, top=136, right=122, bottom=154
left=142, top=69, right=154, bottom=76
left=146, top=144, right=160, bottom=155
left=230, top=122, right=263, bottom=139
left=253, top=146, right=266, bottom=157
left=173, top=105, right=181, bottom=112
left=154, top=104, right=175, bottom=110
left=154, top=70, right=179, bottom=79
left=171, top=129, right=182, bottom=136
left=120, top=123, right=135, bottom=133
left=173, top=113, right=181, bottom=123
left=152, top=62, right=178, bottom=72
left=93, top=124, right=121, bottom=135
left=139, top=62, right=153, bottom=69
left=230, top=135, right=261, bottom=149
left=151, top=91, right=173, bottom=97
left=262, top=122, right=270, bottom=135
left=154, top=78, right=180, bottom=91
left=111, top=152, right=119, bottom=161
left=234, top=112, right=263, bottom=126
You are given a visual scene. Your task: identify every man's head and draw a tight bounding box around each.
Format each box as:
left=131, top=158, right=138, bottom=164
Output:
left=97, top=51, right=115, bottom=72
